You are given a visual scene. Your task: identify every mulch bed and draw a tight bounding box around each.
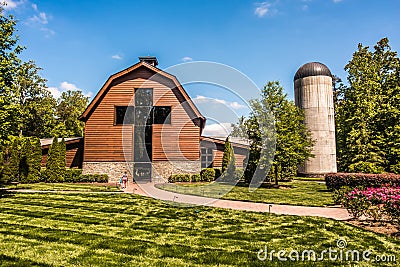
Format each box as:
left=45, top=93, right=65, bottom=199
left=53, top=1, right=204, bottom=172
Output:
left=345, top=219, right=399, bottom=238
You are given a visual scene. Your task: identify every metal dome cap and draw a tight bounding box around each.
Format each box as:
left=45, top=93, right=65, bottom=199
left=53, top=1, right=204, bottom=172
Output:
left=294, top=62, right=332, bottom=81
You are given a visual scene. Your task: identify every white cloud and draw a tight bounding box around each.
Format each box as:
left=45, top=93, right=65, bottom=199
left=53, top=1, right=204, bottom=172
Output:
left=40, top=27, right=55, bottom=37
left=3, top=0, right=24, bottom=10
left=47, top=86, right=62, bottom=99
left=47, top=81, right=92, bottom=99
left=28, top=11, right=48, bottom=24
left=112, top=54, right=123, bottom=60
left=254, top=2, right=272, bottom=17
left=202, top=123, right=232, bottom=137
left=32, top=3, right=37, bottom=11
left=193, top=95, right=247, bottom=110
left=333, top=0, right=343, bottom=3
left=60, top=81, right=80, bottom=91
left=84, top=91, right=93, bottom=98
left=182, top=56, right=193, bottom=62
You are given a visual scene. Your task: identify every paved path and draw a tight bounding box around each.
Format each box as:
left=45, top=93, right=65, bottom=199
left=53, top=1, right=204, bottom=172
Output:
left=123, top=182, right=351, bottom=221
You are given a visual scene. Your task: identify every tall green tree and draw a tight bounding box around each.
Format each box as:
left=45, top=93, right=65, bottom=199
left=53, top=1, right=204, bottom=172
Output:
left=45, top=137, right=60, bottom=182
left=16, top=61, right=57, bottom=137
left=221, top=137, right=236, bottom=177
left=0, top=5, right=24, bottom=143
left=0, top=5, right=57, bottom=141
left=236, top=81, right=313, bottom=185
left=243, top=117, right=261, bottom=183
left=336, top=38, right=400, bottom=173
left=231, top=116, right=247, bottom=138
left=19, top=138, right=32, bottom=183
left=53, top=90, right=89, bottom=137
left=27, top=137, right=42, bottom=183
left=2, top=138, right=21, bottom=182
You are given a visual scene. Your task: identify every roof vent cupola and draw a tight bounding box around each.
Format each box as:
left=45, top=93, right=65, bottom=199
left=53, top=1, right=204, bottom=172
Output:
left=139, top=56, right=158, bottom=67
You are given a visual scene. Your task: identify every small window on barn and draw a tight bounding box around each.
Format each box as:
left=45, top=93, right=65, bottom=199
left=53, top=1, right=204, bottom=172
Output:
left=153, top=106, right=171, bottom=124
left=201, top=147, right=214, bottom=168
left=115, top=106, right=134, bottom=125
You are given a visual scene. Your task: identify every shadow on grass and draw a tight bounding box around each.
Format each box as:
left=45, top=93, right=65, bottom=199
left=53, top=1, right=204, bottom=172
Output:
left=0, top=189, right=15, bottom=199
left=0, top=254, right=53, bottom=267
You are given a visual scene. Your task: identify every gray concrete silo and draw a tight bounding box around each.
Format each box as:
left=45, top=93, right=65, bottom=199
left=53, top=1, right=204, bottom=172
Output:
left=294, top=62, right=337, bottom=176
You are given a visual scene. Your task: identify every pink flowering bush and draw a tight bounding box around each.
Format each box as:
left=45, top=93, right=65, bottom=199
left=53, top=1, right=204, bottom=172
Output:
left=335, top=186, right=400, bottom=227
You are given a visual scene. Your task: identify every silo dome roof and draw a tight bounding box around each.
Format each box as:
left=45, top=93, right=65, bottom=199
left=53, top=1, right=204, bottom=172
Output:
left=294, top=62, right=332, bottom=81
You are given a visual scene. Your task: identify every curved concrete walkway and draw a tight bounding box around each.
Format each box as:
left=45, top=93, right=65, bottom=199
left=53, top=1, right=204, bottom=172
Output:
left=124, top=182, right=351, bottom=221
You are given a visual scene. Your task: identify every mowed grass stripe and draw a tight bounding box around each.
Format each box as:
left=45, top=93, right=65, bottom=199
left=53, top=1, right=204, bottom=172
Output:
left=0, top=192, right=399, bottom=266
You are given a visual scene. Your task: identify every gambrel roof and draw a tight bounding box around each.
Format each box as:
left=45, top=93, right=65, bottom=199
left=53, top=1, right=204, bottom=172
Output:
left=79, top=60, right=206, bottom=129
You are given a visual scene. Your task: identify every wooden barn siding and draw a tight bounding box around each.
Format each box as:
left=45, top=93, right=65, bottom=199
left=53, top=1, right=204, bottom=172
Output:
left=41, top=140, right=83, bottom=168
left=84, top=67, right=200, bottom=162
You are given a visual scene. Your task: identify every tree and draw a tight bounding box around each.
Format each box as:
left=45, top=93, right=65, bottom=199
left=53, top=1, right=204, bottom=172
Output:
left=27, top=137, right=42, bottom=183
left=239, top=81, right=313, bottom=185
left=19, top=138, right=32, bottom=183
left=16, top=61, right=57, bottom=137
left=0, top=6, right=57, bottom=141
left=336, top=38, right=400, bottom=173
left=231, top=116, right=247, bottom=138
left=58, top=138, right=66, bottom=178
left=45, top=137, right=61, bottom=182
left=221, top=137, right=236, bottom=180
left=0, top=5, right=24, bottom=143
left=2, top=138, right=21, bottom=182
left=243, top=117, right=261, bottom=183
left=53, top=90, right=89, bottom=137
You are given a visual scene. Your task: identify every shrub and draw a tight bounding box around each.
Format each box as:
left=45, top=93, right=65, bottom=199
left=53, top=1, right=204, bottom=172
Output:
left=200, top=168, right=215, bottom=182
left=191, top=173, right=201, bottom=182
left=64, top=169, right=83, bottom=183
left=325, top=172, right=400, bottom=191
left=79, top=174, right=109, bottom=183
left=45, top=137, right=65, bottom=183
left=348, top=162, right=384, bottom=174
left=168, top=174, right=190, bottom=183
left=334, top=186, right=400, bottom=223
left=214, top=168, right=222, bottom=179
left=390, top=163, right=400, bottom=174
left=27, top=137, right=42, bottom=183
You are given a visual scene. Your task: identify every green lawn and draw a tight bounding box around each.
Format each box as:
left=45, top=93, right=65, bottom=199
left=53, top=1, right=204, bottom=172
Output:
left=156, top=181, right=334, bottom=207
left=3, top=182, right=121, bottom=192
left=0, top=192, right=398, bottom=266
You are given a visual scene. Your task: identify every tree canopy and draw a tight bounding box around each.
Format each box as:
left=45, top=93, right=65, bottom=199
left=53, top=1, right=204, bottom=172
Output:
left=233, top=81, right=314, bottom=185
left=335, top=38, right=400, bottom=173
left=0, top=5, right=89, bottom=146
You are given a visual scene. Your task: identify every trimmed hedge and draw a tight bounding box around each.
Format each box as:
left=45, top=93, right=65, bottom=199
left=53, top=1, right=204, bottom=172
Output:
left=64, top=169, right=83, bottom=183
left=200, top=168, right=215, bottom=182
left=79, top=174, right=109, bottom=183
left=191, top=173, right=201, bottom=182
left=325, top=172, right=400, bottom=190
left=168, top=174, right=190, bottom=183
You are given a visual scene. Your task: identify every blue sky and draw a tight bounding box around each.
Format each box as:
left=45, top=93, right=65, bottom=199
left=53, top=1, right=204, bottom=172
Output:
left=3, top=0, right=400, bottom=136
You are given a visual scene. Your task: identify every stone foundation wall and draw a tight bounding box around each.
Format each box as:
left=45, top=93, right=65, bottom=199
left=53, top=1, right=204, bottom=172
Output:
left=83, top=161, right=201, bottom=183
left=152, top=161, right=201, bottom=181
left=82, top=162, right=132, bottom=183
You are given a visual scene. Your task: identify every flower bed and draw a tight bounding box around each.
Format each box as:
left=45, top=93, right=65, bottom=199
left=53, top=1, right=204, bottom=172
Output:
left=335, top=186, right=400, bottom=228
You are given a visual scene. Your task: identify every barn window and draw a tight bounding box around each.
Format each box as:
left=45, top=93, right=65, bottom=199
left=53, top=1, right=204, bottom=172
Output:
left=153, top=106, right=171, bottom=124
left=135, top=88, right=153, bottom=106
left=201, top=147, right=214, bottom=168
left=115, top=106, right=134, bottom=125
